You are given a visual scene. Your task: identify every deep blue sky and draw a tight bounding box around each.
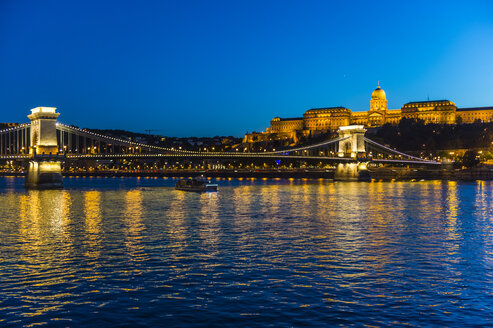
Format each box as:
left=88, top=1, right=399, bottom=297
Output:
left=1, top=0, right=493, bottom=136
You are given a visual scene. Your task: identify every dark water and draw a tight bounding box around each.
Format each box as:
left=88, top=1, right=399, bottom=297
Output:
left=0, top=177, right=491, bottom=327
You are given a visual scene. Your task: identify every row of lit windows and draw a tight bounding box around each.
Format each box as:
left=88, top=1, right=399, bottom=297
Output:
left=402, top=101, right=453, bottom=108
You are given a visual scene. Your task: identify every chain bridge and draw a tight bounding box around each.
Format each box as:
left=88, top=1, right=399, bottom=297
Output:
left=0, top=107, right=440, bottom=188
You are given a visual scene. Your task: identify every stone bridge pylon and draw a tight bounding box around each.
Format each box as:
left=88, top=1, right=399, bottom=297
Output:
left=25, top=107, right=64, bottom=189
left=335, top=125, right=370, bottom=181
left=337, top=125, right=366, bottom=158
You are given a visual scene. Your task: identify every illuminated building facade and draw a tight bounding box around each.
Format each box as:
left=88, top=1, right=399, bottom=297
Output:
left=268, top=117, right=304, bottom=133
left=457, top=106, right=493, bottom=123
left=303, top=107, right=351, bottom=131
left=401, top=100, right=457, bottom=124
left=244, top=85, right=493, bottom=143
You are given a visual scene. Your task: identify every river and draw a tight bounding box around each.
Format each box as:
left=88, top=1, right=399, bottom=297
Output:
left=0, top=177, right=491, bottom=327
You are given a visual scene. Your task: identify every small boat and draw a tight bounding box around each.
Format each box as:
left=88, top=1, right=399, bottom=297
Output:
left=175, top=176, right=218, bottom=192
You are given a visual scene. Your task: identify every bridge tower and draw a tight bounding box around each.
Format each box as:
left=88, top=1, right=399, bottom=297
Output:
left=335, top=125, right=370, bottom=181
left=337, top=125, right=366, bottom=158
left=25, top=107, right=63, bottom=189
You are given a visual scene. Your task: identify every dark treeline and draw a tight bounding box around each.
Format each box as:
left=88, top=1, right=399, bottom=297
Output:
left=367, top=119, right=493, bottom=151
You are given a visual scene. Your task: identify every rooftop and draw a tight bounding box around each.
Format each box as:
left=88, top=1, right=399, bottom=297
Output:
left=403, top=100, right=453, bottom=105
left=306, top=106, right=350, bottom=112
left=457, top=106, right=493, bottom=112
left=278, top=117, right=303, bottom=121
left=30, top=107, right=58, bottom=114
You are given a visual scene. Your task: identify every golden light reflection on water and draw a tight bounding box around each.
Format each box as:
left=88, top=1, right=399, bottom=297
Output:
left=233, top=185, right=253, bottom=215
left=18, top=190, right=72, bottom=253
left=445, top=181, right=459, bottom=238
left=123, top=190, right=146, bottom=261
left=199, top=192, right=220, bottom=250
left=261, top=184, right=283, bottom=241
left=84, top=190, right=102, bottom=259
left=18, top=193, right=35, bottom=245
left=13, top=190, right=75, bottom=319
left=166, top=191, right=188, bottom=253
left=475, top=181, right=491, bottom=220
left=261, top=184, right=281, bottom=215
left=232, top=185, right=256, bottom=246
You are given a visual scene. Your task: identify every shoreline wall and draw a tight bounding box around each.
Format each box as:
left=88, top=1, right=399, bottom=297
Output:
left=2, top=167, right=493, bottom=181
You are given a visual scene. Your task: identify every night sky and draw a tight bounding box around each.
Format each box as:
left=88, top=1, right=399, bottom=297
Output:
left=1, top=0, right=492, bottom=136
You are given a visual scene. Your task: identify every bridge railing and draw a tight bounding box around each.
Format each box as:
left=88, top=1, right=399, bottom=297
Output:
left=0, top=124, right=31, bottom=155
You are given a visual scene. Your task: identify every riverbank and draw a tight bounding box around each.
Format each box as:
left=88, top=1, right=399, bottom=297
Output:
left=2, top=167, right=493, bottom=180
left=369, top=166, right=493, bottom=181
left=63, top=169, right=336, bottom=179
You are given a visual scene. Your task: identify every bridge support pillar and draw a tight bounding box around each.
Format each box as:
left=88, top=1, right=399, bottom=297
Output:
left=25, top=158, right=63, bottom=189
left=337, top=125, right=366, bottom=158
left=334, top=162, right=370, bottom=181
left=26, top=107, right=63, bottom=189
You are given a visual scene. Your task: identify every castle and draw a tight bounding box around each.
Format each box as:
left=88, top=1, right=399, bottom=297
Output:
left=244, top=85, right=493, bottom=144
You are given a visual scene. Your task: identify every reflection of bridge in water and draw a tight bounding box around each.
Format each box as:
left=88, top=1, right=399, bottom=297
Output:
left=0, top=107, right=439, bottom=188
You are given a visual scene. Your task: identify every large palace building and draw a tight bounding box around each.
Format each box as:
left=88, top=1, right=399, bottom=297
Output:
left=244, top=85, right=493, bottom=143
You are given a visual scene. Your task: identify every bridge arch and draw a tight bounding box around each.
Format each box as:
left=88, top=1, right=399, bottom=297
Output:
left=337, top=125, right=366, bottom=158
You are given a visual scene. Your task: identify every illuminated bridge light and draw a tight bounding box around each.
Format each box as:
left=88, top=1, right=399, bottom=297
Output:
left=6, top=121, right=438, bottom=165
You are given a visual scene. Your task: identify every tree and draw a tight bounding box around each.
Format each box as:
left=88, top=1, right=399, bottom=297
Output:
left=459, top=150, right=480, bottom=168
left=480, top=151, right=493, bottom=162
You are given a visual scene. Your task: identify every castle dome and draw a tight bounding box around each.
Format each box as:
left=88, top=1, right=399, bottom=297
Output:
left=371, top=85, right=386, bottom=101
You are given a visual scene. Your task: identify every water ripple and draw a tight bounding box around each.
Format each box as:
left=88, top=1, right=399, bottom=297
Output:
left=0, top=178, right=491, bottom=327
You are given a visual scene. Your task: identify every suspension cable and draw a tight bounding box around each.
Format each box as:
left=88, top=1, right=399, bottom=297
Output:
left=364, top=137, right=438, bottom=163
